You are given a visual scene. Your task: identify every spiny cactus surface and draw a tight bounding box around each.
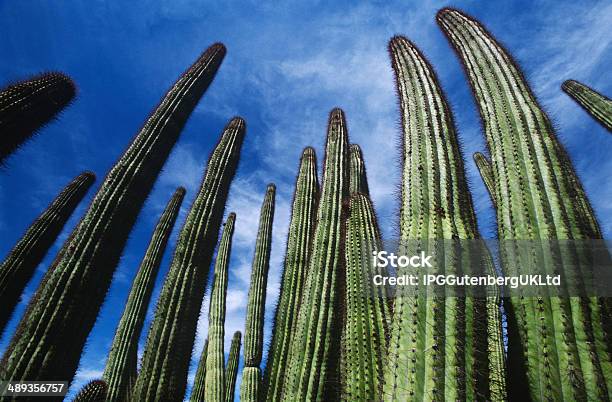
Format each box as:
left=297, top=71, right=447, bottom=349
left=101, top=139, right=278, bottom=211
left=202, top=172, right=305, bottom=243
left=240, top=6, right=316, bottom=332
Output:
left=349, top=144, right=370, bottom=196
left=225, top=331, right=242, bottom=402
left=562, top=79, right=612, bottom=132
left=190, top=339, right=209, bottom=402
left=71, top=380, right=107, bottom=402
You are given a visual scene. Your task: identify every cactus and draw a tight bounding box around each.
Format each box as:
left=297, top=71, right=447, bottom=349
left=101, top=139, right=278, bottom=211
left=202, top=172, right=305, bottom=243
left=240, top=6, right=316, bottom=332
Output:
left=191, top=339, right=209, bottom=402
left=0, top=72, right=76, bottom=164
left=0, top=43, right=226, bottom=388
left=342, top=193, right=389, bottom=401
left=438, top=8, right=611, bottom=400
left=473, top=152, right=496, bottom=208
left=562, top=79, right=612, bottom=132
left=204, top=213, right=236, bottom=402
left=263, top=147, right=319, bottom=402
left=103, top=187, right=185, bottom=402
left=71, top=380, right=107, bottom=402
left=133, top=117, right=245, bottom=401
left=283, top=108, right=349, bottom=401
left=0, top=171, right=95, bottom=336
left=241, top=184, right=276, bottom=402
left=225, top=331, right=242, bottom=402
left=384, top=35, right=506, bottom=401
left=349, top=144, right=370, bottom=195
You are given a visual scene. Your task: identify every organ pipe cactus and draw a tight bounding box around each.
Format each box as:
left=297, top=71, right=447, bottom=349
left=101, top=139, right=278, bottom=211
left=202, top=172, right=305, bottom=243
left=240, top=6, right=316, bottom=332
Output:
left=263, top=147, right=319, bottom=402
left=205, top=213, right=236, bottom=402
left=0, top=72, right=76, bottom=164
left=241, top=184, right=276, bottom=402
left=384, top=35, right=506, bottom=401
left=133, top=117, right=245, bottom=402
left=342, top=193, right=389, bottom=401
left=103, top=187, right=186, bottom=402
left=437, top=8, right=611, bottom=400
left=0, top=171, right=95, bottom=336
left=0, top=43, right=226, bottom=389
left=349, top=144, right=369, bottom=195
left=562, top=80, right=612, bottom=132
left=190, top=339, right=209, bottom=402
left=71, top=380, right=108, bottom=402
left=225, top=331, right=242, bottom=402
left=283, top=108, right=349, bottom=401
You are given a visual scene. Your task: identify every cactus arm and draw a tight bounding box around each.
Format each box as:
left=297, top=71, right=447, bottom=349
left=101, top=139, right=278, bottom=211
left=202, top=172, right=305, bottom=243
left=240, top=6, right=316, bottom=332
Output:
left=0, top=44, right=226, bottom=387
left=225, top=331, right=242, bottom=402
left=283, top=108, right=349, bottom=401
left=71, top=380, right=108, bottom=402
left=0, top=172, right=95, bottom=336
left=473, top=152, right=497, bottom=208
left=349, top=144, right=370, bottom=195
left=562, top=80, right=612, bottom=132
left=103, top=187, right=185, bottom=402
left=0, top=72, right=76, bottom=164
left=263, top=147, right=319, bottom=402
left=190, top=339, right=209, bottom=402
left=133, top=117, right=245, bottom=401
left=240, top=185, right=276, bottom=402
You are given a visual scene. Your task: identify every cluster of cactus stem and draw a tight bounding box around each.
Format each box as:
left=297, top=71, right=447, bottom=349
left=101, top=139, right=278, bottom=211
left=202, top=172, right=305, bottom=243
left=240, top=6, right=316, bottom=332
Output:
left=1, top=6, right=610, bottom=402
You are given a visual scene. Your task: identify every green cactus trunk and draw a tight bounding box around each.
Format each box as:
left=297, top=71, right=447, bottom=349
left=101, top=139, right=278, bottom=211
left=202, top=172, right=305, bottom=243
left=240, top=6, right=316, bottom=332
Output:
left=71, top=380, right=107, bottom=402
left=438, top=8, right=611, bottom=400
left=349, top=144, right=370, bottom=195
left=0, top=72, right=76, bottom=164
left=0, top=44, right=226, bottom=390
left=0, top=171, right=95, bottom=336
left=473, top=152, right=496, bottom=208
left=103, top=187, right=185, bottom=402
left=190, top=339, right=208, bottom=402
left=384, top=35, right=506, bottom=401
left=204, top=213, right=236, bottom=402
left=562, top=80, right=612, bottom=132
left=282, top=108, right=349, bottom=401
left=241, top=184, right=276, bottom=402
left=225, top=331, right=242, bottom=402
left=263, top=147, right=319, bottom=402
left=133, top=117, right=245, bottom=402
left=342, top=193, right=389, bottom=401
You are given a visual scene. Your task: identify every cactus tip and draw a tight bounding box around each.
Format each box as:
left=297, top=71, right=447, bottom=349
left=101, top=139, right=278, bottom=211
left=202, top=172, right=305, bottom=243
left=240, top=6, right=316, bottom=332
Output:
left=267, top=183, right=276, bottom=193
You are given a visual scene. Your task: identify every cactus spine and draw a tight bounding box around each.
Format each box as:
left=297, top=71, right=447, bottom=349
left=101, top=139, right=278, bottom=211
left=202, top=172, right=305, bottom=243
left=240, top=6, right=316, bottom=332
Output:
left=204, top=213, right=236, bottom=402
left=190, top=339, right=209, bottom=402
left=562, top=80, right=612, bottom=132
left=283, top=108, right=349, bottom=401
left=0, top=72, right=76, bottom=164
left=241, top=184, right=276, bottom=402
left=438, top=8, right=611, bottom=400
left=133, top=117, right=245, bottom=401
left=225, top=331, right=242, bottom=402
left=103, top=187, right=185, bottom=402
left=0, top=44, right=226, bottom=388
left=0, top=171, right=95, bottom=336
left=71, top=380, right=108, bottom=402
left=384, top=35, right=506, bottom=401
left=349, top=144, right=370, bottom=195
left=263, top=147, right=319, bottom=402
left=342, top=193, right=389, bottom=401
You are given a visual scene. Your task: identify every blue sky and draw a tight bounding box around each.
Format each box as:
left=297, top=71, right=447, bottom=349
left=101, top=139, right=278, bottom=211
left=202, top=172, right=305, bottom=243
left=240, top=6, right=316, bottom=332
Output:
left=0, top=0, right=610, bottom=400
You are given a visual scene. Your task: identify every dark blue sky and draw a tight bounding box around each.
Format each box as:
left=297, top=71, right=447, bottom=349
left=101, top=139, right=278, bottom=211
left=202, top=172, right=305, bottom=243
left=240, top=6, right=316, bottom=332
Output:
left=1, top=1, right=610, bottom=400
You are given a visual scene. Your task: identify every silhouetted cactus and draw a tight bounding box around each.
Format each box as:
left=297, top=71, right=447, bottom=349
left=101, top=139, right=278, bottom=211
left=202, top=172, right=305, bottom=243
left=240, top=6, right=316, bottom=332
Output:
left=103, top=187, right=185, bottom=402
left=71, top=380, right=107, bottom=402
left=438, top=8, right=611, bottom=400
left=225, top=331, right=242, bottom=402
left=191, top=339, right=209, bottom=402
left=241, top=185, right=276, bottom=402
left=349, top=144, right=369, bottom=195
left=384, top=35, right=506, bottom=401
left=562, top=79, right=612, bottom=132
left=283, top=108, right=349, bottom=401
left=0, top=171, right=95, bottom=336
left=263, top=147, right=319, bottom=402
left=0, top=72, right=76, bottom=164
left=0, top=43, right=226, bottom=389
left=134, top=117, right=245, bottom=402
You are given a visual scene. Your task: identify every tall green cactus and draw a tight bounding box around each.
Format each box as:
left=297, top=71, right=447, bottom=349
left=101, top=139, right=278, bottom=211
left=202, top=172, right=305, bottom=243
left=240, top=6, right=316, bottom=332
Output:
left=0, top=171, right=95, bottom=336
left=342, top=193, right=389, bottom=401
left=263, top=147, right=319, bottom=402
left=241, top=184, right=276, bottom=402
left=134, top=117, right=245, bottom=402
left=349, top=144, right=370, bottom=195
left=225, top=331, right=242, bottom=402
left=562, top=80, right=612, bottom=132
left=438, top=8, right=611, bottom=400
left=0, top=43, right=226, bottom=389
left=71, top=380, right=107, bottom=402
left=103, top=187, right=185, bottom=402
left=473, top=152, right=496, bottom=208
left=384, top=35, right=506, bottom=401
left=0, top=72, right=76, bottom=164
left=204, top=213, right=236, bottom=402
left=283, top=108, right=349, bottom=401
left=190, top=339, right=209, bottom=402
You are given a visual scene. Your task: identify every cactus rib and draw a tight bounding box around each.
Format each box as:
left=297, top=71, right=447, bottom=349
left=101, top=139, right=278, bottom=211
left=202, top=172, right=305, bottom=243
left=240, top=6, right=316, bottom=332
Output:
left=562, top=80, right=612, bottom=132
left=473, top=152, right=497, bottom=208
left=190, top=339, right=209, bottom=402
left=225, top=331, right=242, bottom=402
